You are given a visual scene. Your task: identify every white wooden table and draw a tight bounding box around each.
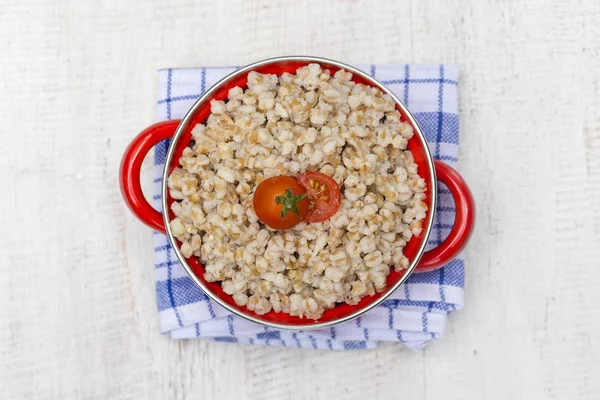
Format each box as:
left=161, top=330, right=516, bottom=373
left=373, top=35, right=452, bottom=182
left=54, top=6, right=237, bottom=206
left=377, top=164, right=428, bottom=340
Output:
left=1, top=0, right=599, bottom=398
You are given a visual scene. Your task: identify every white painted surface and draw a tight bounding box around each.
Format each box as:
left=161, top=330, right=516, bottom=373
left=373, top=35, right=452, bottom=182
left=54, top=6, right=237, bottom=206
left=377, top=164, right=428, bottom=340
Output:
left=1, top=0, right=599, bottom=398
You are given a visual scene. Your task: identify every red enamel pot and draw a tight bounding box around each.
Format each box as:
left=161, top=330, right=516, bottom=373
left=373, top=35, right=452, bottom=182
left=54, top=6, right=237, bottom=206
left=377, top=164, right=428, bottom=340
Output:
left=120, top=56, right=475, bottom=330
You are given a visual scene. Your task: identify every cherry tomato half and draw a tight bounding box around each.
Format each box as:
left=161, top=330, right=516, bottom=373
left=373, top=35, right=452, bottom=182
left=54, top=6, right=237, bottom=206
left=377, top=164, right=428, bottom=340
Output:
left=253, top=176, right=309, bottom=230
left=296, top=172, right=341, bottom=223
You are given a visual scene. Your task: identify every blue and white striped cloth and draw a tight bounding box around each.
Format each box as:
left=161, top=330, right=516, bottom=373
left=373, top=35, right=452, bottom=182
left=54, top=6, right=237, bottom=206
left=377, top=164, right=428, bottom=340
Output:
left=152, top=64, right=463, bottom=350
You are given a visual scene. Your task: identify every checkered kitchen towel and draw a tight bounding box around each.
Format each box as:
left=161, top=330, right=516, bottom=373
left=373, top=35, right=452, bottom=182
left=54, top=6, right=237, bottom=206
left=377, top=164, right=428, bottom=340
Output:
left=152, top=64, right=463, bottom=350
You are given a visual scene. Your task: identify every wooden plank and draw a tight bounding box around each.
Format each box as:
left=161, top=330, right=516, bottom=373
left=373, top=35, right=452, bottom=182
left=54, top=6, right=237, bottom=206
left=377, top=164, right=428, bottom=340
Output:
left=0, top=0, right=598, bottom=398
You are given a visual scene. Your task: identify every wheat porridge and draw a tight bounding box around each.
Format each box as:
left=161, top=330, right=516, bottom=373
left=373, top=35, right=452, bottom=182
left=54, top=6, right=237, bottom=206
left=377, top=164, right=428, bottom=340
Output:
left=167, top=64, right=427, bottom=320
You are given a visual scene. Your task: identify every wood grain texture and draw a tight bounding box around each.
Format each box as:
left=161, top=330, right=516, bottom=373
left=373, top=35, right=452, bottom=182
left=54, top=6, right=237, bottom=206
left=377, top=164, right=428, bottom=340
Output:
left=1, top=0, right=599, bottom=398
